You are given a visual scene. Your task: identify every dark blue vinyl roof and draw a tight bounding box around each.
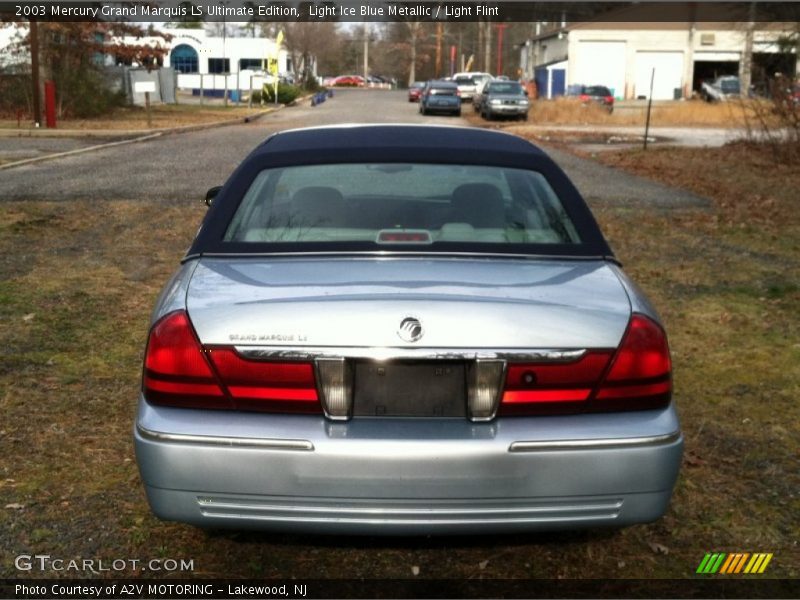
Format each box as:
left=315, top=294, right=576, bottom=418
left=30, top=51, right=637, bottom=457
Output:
left=188, top=124, right=613, bottom=259
left=259, top=124, right=546, bottom=157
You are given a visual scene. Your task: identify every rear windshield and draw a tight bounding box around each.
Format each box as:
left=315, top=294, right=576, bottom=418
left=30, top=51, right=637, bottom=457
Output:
left=585, top=86, right=611, bottom=96
left=223, top=163, right=581, bottom=246
left=487, top=82, right=524, bottom=95
left=429, top=85, right=458, bottom=95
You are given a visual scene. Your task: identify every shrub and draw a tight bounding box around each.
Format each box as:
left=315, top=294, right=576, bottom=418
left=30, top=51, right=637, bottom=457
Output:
left=256, top=82, right=300, bottom=105
left=56, top=67, right=126, bottom=118
left=738, top=75, right=800, bottom=164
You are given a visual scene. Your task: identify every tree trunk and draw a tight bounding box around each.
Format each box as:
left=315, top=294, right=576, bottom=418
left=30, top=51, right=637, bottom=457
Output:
left=407, top=24, right=419, bottom=86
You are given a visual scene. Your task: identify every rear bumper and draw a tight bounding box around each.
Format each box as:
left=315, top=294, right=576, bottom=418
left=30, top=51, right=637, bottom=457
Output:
left=487, top=105, right=529, bottom=116
left=423, top=101, right=461, bottom=113
left=135, top=398, right=682, bottom=534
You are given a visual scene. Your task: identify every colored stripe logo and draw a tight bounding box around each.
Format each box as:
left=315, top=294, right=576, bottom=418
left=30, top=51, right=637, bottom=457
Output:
left=697, top=553, right=773, bottom=574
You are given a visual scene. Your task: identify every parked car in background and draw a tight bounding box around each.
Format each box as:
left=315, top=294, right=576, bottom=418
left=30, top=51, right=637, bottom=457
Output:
left=572, top=85, right=615, bottom=113
left=136, top=124, right=683, bottom=534
left=700, top=76, right=740, bottom=102
left=419, top=80, right=461, bottom=116
left=451, top=72, right=492, bottom=102
left=332, top=75, right=365, bottom=87
left=478, top=80, right=530, bottom=121
left=408, top=81, right=425, bottom=102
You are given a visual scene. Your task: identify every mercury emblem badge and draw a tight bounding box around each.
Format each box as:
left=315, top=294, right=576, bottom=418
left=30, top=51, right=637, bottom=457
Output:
left=397, top=317, right=424, bottom=343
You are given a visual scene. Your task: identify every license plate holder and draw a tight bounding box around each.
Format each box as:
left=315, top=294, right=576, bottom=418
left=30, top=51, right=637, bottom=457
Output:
left=353, top=361, right=466, bottom=417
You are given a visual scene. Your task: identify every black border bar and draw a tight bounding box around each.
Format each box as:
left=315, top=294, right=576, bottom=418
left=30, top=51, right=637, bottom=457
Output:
left=3, top=578, right=800, bottom=599
left=2, top=1, right=800, bottom=22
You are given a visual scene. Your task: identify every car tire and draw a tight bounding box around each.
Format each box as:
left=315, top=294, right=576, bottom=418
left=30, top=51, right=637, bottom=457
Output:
left=455, top=109, right=461, bottom=117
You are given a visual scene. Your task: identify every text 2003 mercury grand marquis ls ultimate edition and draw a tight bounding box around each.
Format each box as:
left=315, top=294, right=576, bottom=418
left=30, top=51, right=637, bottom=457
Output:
left=135, top=124, right=682, bottom=534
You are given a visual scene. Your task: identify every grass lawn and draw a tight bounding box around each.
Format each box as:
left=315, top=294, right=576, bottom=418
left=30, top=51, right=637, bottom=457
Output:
left=0, top=143, right=797, bottom=580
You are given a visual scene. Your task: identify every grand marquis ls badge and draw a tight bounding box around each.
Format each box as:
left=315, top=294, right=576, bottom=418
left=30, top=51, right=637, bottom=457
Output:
left=397, top=317, right=423, bottom=343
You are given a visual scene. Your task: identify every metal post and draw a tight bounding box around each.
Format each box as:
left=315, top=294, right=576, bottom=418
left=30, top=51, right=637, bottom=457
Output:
left=200, top=74, right=204, bottom=106
left=248, top=75, right=253, bottom=108
left=145, top=91, right=152, bottom=128
left=222, top=8, right=228, bottom=106
left=644, top=68, right=655, bottom=150
left=30, top=18, right=41, bottom=127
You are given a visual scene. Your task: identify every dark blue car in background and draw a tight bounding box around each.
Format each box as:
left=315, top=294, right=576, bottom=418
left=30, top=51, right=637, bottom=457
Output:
left=419, top=80, right=461, bottom=117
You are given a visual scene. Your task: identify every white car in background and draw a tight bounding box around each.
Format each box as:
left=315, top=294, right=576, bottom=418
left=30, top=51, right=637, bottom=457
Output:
left=452, top=71, right=493, bottom=102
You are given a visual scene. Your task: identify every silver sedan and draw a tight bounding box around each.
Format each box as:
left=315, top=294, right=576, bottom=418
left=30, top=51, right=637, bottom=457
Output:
left=135, top=124, right=682, bottom=534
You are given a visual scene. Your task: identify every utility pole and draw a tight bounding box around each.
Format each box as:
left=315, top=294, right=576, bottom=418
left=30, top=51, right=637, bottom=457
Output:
left=435, top=22, right=443, bottom=78
left=494, top=23, right=508, bottom=76
left=30, top=19, right=42, bottom=127
left=484, top=21, right=492, bottom=73
left=363, top=25, right=369, bottom=81
left=740, top=2, right=756, bottom=96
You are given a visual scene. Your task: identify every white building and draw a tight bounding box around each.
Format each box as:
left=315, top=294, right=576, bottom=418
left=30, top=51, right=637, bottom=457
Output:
left=521, top=4, right=799, bottom=100
left=118, top=27, right=292, bottom=96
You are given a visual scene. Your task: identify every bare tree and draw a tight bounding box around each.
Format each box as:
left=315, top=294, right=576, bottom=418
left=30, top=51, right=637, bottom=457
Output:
left=405, top=21, right=422, bottom=86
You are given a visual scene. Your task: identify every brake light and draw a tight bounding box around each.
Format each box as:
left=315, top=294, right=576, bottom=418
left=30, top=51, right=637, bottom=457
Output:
left=207, top=348, right=319, bottom=413
left=579, top=94, right=589, bottom=102
left=498, top=314, right=671, bottom=416
left=591, top=314, right=671, bottom=411
left=142, top=310, right=321, bottom=414
left=142, top=311, right=230, bottom=409
left=498, top=352, right=612, bottom=416
left=605, top=96, right=614, bottom=104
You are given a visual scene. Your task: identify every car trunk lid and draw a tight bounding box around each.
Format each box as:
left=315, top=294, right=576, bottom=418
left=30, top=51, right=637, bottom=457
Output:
left=185, top=256, right=631, bottom=349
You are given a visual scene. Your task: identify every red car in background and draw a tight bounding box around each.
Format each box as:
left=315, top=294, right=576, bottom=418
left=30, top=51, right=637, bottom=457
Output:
left=576, top=85, right=615, bottom=113
left=332, top=75, right=365, bottom=87
left=408, top=81, right=425, bottom=102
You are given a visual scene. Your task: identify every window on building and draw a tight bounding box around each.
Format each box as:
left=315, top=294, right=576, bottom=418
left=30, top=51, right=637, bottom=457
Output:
left=239, top=58, right=264, bottom=71
left=208, top=58, right=231, bottom=74
left=170, top=44, right=199, bottom=74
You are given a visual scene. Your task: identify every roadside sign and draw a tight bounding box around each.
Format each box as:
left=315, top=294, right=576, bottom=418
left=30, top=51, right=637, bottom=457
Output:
left=134, top=81, right=157, bottom=94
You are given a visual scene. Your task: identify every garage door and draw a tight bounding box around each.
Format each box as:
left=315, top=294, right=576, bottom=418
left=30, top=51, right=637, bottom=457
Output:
left=575, top=41, right=626, bottom=99
left=635, top=51, right=684, bottom=100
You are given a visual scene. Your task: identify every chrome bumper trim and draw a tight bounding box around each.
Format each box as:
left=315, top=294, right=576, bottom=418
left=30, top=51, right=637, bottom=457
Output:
left=508, top=431, right=681, bottom=453
left=136, top=425, right=314, bottom=451
left=235, top=346, right=588, bottom=363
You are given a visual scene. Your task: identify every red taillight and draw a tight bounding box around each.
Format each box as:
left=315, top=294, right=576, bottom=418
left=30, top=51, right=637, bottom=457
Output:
left=592, top=314, right=672, bottom=411
left=143, top=311, right=230, bottom=409
left=498, top=314, right=672, bottom=416
left=498, top=352, right=612, bottom=416
left=142, top=310, right=320, bottom=414
left=579, top=94, right=589, bottom=102
left=207, top=348, right=319, bottom=413
left=605, top=96, right=614, bottom=104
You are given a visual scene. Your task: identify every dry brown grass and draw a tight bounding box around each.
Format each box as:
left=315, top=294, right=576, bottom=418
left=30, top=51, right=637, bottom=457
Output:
left=0, top=104, right=269, bottom=131
left=504, top=97, right=757, bottom=127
